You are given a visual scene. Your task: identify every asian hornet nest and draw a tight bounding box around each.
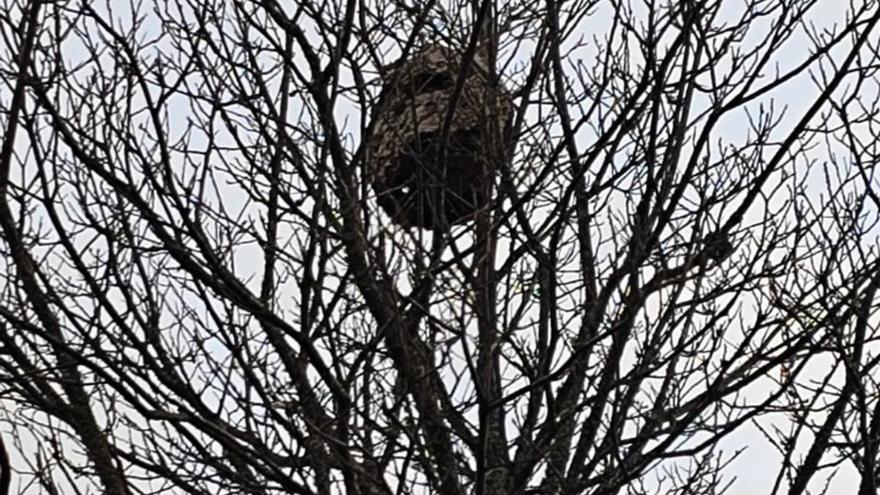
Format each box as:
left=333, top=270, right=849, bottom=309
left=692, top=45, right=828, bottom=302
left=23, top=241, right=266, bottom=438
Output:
left=367, top=43, right=512, bottom=230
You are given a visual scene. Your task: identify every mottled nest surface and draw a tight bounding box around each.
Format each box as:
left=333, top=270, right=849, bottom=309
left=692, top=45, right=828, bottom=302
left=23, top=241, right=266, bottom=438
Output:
left=368, top=44, right=513, bottom=230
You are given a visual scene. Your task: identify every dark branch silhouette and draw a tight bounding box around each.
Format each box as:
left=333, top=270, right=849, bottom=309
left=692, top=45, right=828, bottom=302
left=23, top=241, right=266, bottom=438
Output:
left=0, top=1, right=879, bottom=494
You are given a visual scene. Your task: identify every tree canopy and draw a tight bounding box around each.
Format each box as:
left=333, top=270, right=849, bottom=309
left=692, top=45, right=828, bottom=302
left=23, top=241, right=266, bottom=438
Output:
left=1, top=1, right=880, bottom=494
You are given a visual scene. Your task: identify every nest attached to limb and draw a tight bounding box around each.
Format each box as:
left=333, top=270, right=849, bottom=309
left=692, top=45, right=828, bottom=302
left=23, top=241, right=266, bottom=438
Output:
left=367, top=44, right=512, bottom=230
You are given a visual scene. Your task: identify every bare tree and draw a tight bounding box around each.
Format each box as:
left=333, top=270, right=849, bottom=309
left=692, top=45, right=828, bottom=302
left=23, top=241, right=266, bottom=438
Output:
left=1, top=0, right=880, bottom=494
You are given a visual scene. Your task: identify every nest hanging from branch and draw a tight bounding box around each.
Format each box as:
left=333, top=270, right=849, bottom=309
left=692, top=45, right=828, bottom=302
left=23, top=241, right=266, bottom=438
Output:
left=367, top=43, right=512, bottom=230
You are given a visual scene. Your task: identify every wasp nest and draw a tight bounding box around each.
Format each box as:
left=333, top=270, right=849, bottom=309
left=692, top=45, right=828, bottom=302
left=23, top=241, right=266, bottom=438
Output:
left=368, top=44, right=512, bottom=230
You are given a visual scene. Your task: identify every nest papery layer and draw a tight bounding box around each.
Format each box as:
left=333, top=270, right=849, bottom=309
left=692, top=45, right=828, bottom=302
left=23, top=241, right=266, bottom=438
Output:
left=368, top=44, right=512, bottom=229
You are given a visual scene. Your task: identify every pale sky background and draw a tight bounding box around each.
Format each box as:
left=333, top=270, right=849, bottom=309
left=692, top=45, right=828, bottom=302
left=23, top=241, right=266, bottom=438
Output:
left=3, top=0, right=879, bottom=493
